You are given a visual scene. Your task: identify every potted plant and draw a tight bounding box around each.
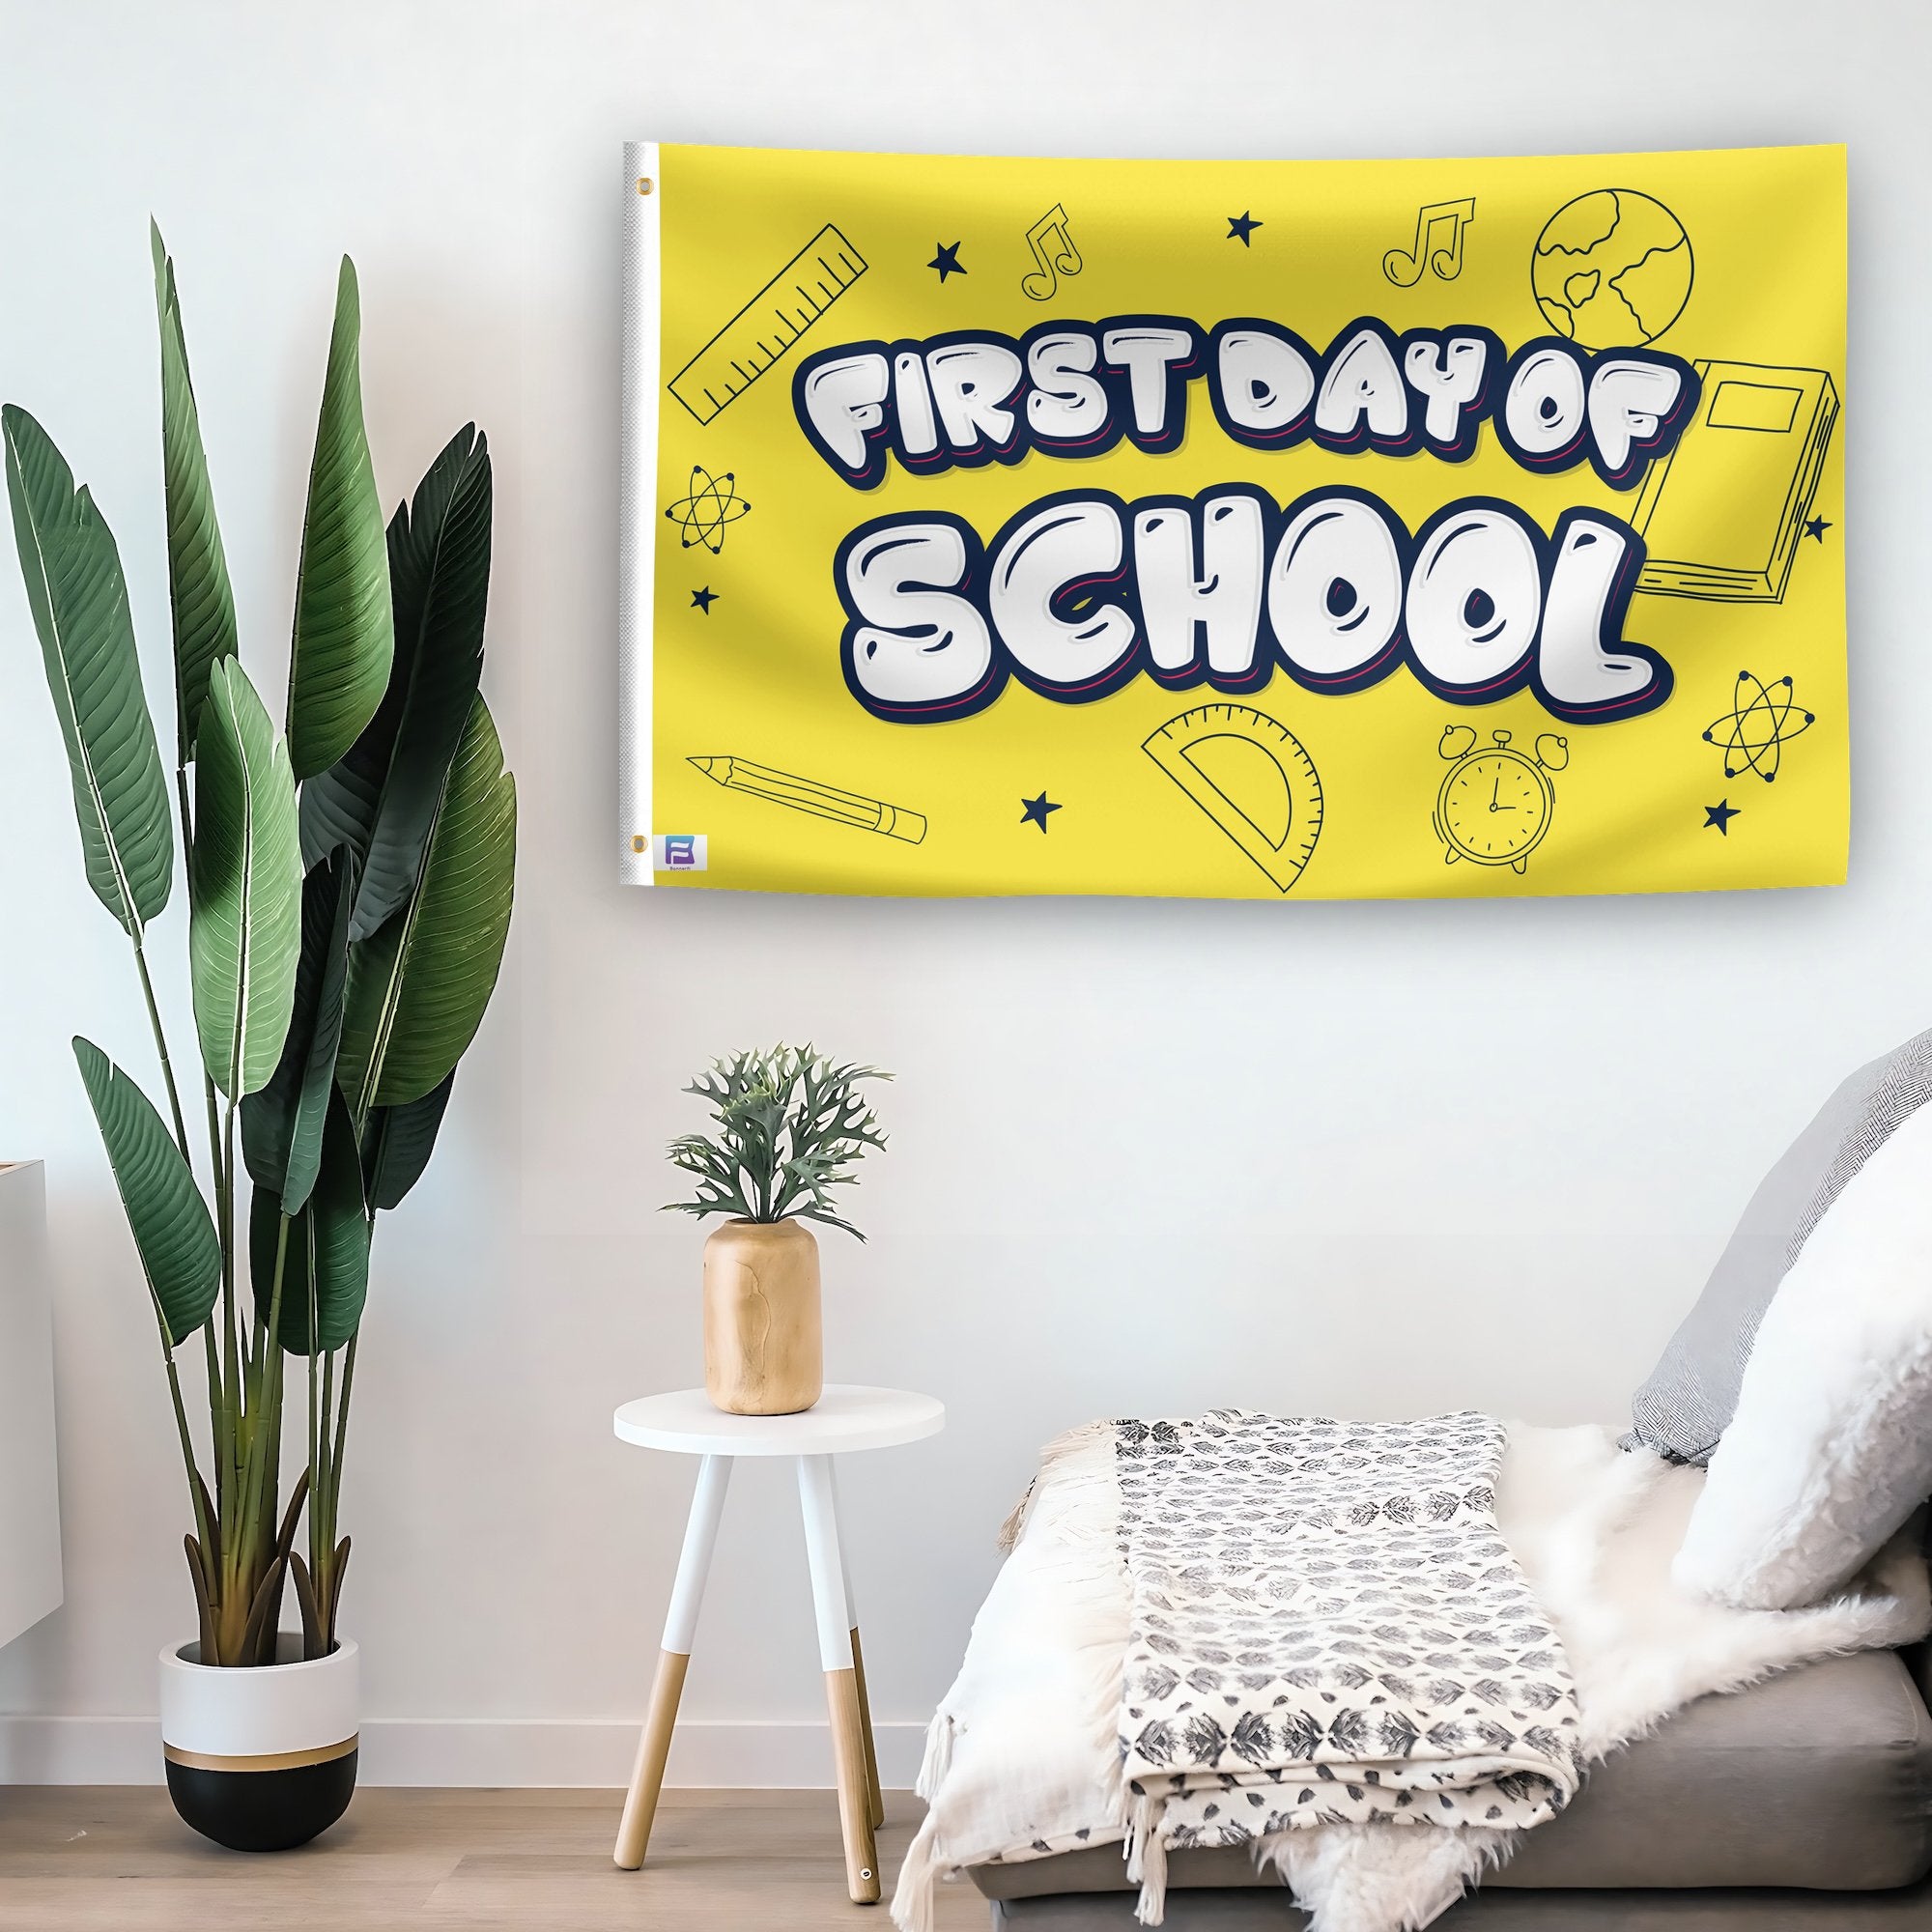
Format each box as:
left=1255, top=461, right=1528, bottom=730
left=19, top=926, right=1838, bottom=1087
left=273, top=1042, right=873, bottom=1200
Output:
left=666, top=1046, right=889, bottom=1415
left=4, top=227, right=515, bottom=1850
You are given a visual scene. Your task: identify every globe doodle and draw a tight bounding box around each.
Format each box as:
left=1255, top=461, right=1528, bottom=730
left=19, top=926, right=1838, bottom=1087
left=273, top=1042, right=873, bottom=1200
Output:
left=1703, top=671, right=1815, bottom=782
left=664, top=465, right=751, bottom=554
left=1531, top=189, right=1692, bottom=349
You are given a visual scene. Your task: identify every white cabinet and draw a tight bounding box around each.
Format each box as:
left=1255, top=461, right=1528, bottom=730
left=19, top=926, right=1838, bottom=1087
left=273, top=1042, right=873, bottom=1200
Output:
left=0, top=1162, right=61, bottom=1648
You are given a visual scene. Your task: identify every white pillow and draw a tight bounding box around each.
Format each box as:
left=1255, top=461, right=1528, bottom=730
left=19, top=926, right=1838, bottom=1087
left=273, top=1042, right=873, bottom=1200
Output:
left=1673, top=1097, right=1932, bottom=1610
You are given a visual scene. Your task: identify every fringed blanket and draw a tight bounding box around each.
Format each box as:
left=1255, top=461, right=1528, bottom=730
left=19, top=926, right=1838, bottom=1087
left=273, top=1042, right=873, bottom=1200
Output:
left=1112, top=1412, right=1581, bottom=1918
left=895, top=1419, right=1932, bottom=1932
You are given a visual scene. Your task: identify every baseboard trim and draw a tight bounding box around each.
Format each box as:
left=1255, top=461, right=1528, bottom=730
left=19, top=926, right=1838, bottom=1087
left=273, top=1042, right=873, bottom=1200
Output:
left=0, top=1715, right=928, bottom=1788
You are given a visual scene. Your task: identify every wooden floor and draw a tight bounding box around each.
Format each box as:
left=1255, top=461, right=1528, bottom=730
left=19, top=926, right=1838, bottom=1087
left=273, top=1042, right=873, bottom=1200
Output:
left=0, top=1786, right=986, bottom=1931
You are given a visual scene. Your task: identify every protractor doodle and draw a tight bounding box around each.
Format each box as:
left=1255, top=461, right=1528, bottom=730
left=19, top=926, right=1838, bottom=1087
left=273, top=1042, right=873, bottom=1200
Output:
left=1143, top=704, right=1322, bottom=894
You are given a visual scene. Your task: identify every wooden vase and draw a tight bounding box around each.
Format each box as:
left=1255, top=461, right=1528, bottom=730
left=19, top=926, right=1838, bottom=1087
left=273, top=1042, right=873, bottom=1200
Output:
left=702, top=1218, right=823, bottom=1415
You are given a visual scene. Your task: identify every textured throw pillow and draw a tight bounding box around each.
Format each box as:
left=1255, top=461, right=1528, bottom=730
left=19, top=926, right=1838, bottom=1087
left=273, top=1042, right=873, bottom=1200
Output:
left=1671, top=1097, right=1932, bottom=1609
left=1625, top=1025, right=1932, bottom=1463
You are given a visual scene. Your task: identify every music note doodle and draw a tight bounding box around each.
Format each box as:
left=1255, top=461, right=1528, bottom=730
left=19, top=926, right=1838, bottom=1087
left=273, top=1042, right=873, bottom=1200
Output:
left=1382, top=198, right=1476, bottom=287
left=1020, top=204, right=1083, bottom=301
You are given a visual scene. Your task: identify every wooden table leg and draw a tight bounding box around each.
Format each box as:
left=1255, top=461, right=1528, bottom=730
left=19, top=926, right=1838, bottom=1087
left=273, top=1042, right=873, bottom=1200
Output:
left=848, top=1625, right=885, bottom=1832
left=825, top=1662, right=879, bottom=1899
left=798, top=1454, right=880, bottom=1904
left=826, top=1462, right=885, bottom=1830
left=614, top=1454, right=732, bottom=1869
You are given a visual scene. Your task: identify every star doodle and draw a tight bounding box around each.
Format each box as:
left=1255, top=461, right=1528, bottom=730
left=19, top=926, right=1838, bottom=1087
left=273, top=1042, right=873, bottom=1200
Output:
left=690, top=586, right=718, bottom=615
left=1804, top=516, right=1833, bottom=542
left=663, top=466, right=751, bottom=555
left=928, top=242, right=965, bottom=282
left=1226, top=212, right=1263, bottom=247
left=1703, top=671, right=1816, bottom=783
left=1703, top=800, right=1740, bottom=836
left=1020, top=791, right=1061, bottom=833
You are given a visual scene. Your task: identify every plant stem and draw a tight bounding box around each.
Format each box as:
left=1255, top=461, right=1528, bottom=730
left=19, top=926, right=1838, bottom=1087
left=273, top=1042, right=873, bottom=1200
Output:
left=200, top=1074, right=226, bottom=1513
left=314, top=1346, right=335, bottom=1569
left=307, top=1332, right=321, bottom=1545
left=128, top=768, right=226, bottom=1643
left=329, top=1335, right=355, bottom=1522
left=219, top=1212, right=288, bottom=1663
left=202, top=1321, right=225, bottom=1525
left=212, top=1095, right=242, bottom=1647
left=162, top=1350, right=213, bottom=1565
left=219, top=1096, right=240, bottom=1490
left=129, top=938, right=190, bottom=1167
left=320, top=1335, right=355, bottom=1652
left=154, top=757, right=222, bottom=1533
left=242, top=1215, right=290, bottom=1572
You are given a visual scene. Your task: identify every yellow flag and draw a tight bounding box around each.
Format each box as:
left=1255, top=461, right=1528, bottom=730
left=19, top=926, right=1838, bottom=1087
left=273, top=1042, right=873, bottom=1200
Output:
left=621, top=142, right=1846, bottom=902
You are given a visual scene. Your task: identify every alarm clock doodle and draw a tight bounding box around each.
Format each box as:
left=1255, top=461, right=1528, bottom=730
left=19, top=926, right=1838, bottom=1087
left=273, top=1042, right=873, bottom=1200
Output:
left=1433, top=725, right=1569, bottom=873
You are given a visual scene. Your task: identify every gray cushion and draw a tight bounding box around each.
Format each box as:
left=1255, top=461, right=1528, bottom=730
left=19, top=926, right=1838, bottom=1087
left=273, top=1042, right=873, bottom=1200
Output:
left=969, top=1650, right=1932, bottom=1899
left=1626, top=1027, right=1932, bottom=1464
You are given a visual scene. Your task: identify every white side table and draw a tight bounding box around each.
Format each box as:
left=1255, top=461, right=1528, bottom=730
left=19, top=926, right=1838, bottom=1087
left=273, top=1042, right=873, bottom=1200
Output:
left=611, top=1383, right=945, bottom=1903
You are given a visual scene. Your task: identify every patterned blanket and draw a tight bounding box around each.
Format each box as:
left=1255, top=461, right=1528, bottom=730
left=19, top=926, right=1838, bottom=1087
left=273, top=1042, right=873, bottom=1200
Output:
left=895, top=1420, right=1928, bottom=1932
left=1114, top=1411, right=1583, bottom=1913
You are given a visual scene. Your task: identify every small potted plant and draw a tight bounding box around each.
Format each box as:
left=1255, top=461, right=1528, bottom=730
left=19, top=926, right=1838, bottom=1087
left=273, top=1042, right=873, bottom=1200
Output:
left=666, top=1046, right=888, bottom=1415
left=5, top=229, right=514, bottom=1851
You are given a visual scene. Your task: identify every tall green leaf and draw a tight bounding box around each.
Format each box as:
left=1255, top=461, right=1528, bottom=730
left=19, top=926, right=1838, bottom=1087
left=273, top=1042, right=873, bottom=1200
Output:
left=287, top=257, right=392, bottom=781
left=151, top=223, right=238, bottom=763
left=3, top=406, right=174, bottom=935
left=242, top=848, right=354, bottom=1213
left=338, top=695, right=515, bottom=1114
left=361, top=1070, right=455, bottom=1211
left=73, top=1037, right=219, bottom=1348
left=250, top=1088, right=369, bottom=1355
left=189, top=658, right=302, bottom=1098
left=300, top=425, right=491, bottom=939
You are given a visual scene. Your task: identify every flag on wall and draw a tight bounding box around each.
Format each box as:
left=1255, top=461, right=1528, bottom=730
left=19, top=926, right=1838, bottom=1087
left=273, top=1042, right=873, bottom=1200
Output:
left=619, top=141, right=1846, bottom=900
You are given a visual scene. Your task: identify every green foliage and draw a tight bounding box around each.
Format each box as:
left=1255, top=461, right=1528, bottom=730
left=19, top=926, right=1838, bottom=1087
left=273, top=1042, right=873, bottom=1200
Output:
left=72, top=1037, right=220, bottom=1348
left=302, top=425, right=491, bottom=939
left=360, top=1071, right=455, bottom=1211
left=3, top=404, right=174, bottom=937
left=250, top=1091, right=369, bottom=1355
left=188, top=658, right=303, bottom=1100
left=242, top=847, right=354, bottom=1214
left=287, top=259, right=392, bottom=781
left=152, top=223, right=238, bottom=763
left=337, top=694, right=517, bottom=1114
left=665, top=1044, right=890, bottom=1239
left=295, top=435, right=512, bottom=1657
left=7, top=236, right=513, bottom=1665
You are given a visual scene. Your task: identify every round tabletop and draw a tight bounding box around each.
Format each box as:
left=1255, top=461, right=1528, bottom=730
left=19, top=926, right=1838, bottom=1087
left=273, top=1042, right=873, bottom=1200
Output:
left=612, top=1384, right=945, bottom=1458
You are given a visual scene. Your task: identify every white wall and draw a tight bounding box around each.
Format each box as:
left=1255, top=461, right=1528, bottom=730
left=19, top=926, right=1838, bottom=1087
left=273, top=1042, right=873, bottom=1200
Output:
left=2, top=0, right=1928, bottom=1786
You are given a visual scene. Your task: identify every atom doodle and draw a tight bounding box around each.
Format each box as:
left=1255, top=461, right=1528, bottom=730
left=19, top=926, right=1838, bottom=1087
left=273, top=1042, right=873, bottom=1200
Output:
left=664, top=466, right=751, bottom=555
left=1703, top=671, right=1815, bottom=782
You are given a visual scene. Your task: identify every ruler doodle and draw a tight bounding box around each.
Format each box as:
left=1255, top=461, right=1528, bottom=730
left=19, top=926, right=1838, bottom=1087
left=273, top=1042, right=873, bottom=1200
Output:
left=668, top=224, right=868, bottom=425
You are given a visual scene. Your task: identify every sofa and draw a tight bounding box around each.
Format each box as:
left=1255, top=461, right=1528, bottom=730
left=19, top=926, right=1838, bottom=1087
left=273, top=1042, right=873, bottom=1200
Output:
left=969, top=1644, right=1932, bottom=1925
left=927, top=1026, right=1932, bottom=1928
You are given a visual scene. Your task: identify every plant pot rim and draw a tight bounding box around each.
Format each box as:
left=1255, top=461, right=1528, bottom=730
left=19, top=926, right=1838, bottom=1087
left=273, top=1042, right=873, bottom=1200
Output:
left=711, top=1215, right=813, bottom=1232
left=162, top=1635, right=358, bottom=1676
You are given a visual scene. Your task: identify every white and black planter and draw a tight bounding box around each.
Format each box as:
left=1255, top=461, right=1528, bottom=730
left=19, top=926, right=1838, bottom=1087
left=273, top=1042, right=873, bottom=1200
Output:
left=159, top=1635, right=358, bottom=1852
